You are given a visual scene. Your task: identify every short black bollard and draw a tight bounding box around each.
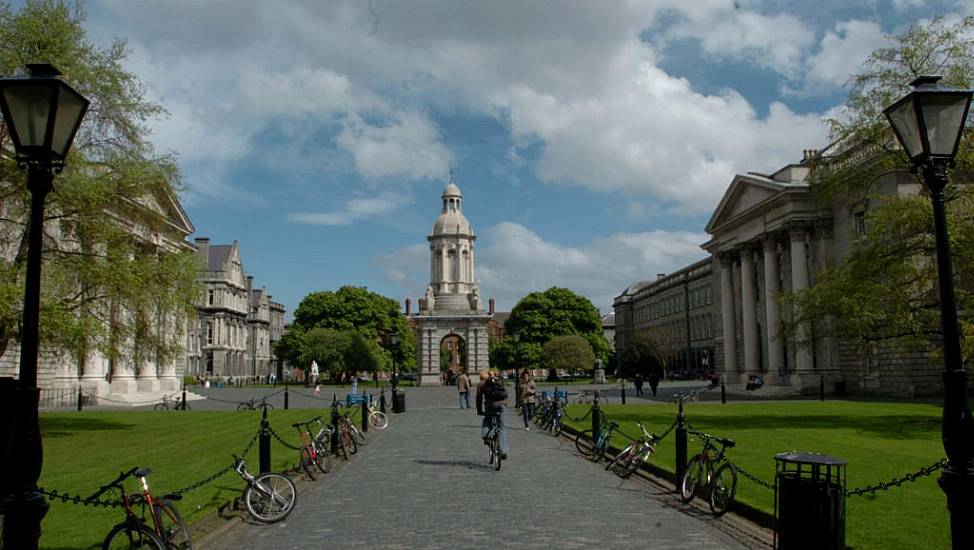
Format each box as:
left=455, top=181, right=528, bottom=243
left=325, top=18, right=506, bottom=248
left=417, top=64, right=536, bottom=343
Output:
left=721, top=378, right=727, bottom=404
left=380, top=388, right=386, bottom=414
left=675, top=401, right=688, bottom=489
left=181, top=387, right=187, bottom=410
left=259, top=407, right=271, bottom=474
left=591, top=399, right=601, bottom=437
left=820, top=374, right=825, bottom=402
left=77, top=386, right=83, bottom=411
left=361, top=397, right=369, bottom=433
left=284, top=384, right=289, bottom=410
left=621, top=379, right=626, bottom=405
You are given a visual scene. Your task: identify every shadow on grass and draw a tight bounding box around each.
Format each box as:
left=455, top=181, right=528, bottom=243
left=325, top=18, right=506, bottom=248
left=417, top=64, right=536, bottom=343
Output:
left=606, top=412, right=940, bottom=440
left=40, top=416, right=137, bottom=438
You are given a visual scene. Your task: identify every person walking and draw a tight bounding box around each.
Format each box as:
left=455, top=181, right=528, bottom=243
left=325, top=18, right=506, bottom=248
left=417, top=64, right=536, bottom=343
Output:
left=477, top=370, right=509, bottom=459
left=634, top=373, right=644, bottom=397
left=457, top=371, right=471, bottom=409
left=648, top=370, right=660, bottom=397
left=520, top=370, right=537, bottom=430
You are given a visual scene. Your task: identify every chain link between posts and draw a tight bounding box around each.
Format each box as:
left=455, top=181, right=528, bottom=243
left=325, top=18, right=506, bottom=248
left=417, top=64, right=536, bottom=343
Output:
left=845, top=458, right=947, bottom=497
left=36, top=488, right=122, bottom=508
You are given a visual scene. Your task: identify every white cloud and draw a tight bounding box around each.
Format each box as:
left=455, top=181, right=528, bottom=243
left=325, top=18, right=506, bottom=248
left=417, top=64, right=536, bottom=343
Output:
left=289, top=191, right=408, bottom=226
left=806, top=20, right=887, bottom=87
left=380, top=221, right=710, bottom=312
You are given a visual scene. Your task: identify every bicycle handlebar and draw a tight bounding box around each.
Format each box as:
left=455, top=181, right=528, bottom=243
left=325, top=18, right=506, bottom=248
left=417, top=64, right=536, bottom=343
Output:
left=686, top=429, right=735, bottom=448
left=85, top=466, right=139, bottom=503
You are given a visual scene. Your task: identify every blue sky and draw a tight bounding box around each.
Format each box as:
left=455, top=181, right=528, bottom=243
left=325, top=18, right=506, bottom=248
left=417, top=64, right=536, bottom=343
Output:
left=70, top=0, right=973, bottom=317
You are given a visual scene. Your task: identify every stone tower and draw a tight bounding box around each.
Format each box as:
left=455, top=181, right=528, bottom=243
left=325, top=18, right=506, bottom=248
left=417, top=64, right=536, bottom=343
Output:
left=413, top=178, right=491, bottom=385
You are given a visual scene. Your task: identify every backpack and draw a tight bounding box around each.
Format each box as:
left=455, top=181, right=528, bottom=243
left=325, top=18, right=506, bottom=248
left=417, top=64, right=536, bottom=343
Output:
left=484, top=378, right=508, bottom=402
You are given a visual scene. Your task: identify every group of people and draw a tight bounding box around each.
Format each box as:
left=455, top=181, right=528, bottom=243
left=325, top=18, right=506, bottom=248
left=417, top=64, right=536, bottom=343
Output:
left=454, top=369, right=543, bottom=462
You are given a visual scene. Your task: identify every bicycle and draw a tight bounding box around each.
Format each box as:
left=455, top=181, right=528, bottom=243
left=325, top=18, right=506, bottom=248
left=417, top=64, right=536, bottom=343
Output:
left=308, top=416, right=334, bottom=472
left=154, top=394, right=190, bottom=411
left=86, top=466, right=191, bottom=549
left=231, top=455, right=297, bottom=523
left=680, top=430, right=737, bottom=516
left=575, top=417, right=619, bottom=463
left=367, top=398, right=388, bottom=429
left=604, top=421, right=661, bottom=478
left=573, top=389, right=610, bottom=405
left=485, top=411, right=504, bottom=471
left=339, top=409, right=367, bottom=447
left=291, top=419, right=327, bottom=480
left=236, top=397, right=273, bottom=411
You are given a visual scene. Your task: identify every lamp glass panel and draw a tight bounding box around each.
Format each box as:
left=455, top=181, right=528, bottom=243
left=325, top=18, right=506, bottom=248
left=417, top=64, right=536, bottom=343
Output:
left=51, top=85, right=87, bottom=159
left=886, top=97, right=924, bottom=159
left=1, top=84, right=53, bottom=148
left=920, top=92, right=971, bottom=157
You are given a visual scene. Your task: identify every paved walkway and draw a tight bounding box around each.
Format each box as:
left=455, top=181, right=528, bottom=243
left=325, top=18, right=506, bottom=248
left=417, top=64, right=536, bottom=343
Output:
left=202, top=387, right=765, bottom=549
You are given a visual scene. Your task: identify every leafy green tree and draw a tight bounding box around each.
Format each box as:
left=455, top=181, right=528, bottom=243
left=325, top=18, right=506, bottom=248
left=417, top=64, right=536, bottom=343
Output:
left=279, top=285, right=415, bottom=374
left=502, top=287, right=610, bottom=371
left=344, top=331, right=382, bottom=378
left=298, top=328, right=352, bottom=380
left=541, top=335, right=595, bottom=381
left=783, top=16, right=974, bottom=360
left=0, top=1, right=198, bottom=372
left=618, top=332, right=664, bottom=379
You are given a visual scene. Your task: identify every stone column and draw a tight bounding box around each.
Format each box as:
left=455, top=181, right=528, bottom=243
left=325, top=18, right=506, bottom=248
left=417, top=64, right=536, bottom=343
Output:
left=740, top=248, right=759, bottom=381
left=763, top=237, right=785, bottom=384
left=790, top=228, right=814, bottom=382
left=719, top=255, right=738, bottom=379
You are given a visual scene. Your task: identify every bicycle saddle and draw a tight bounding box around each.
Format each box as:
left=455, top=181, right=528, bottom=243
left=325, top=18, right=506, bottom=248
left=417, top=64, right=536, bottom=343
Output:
left=135, top=468, right=151, bottom=477
left=162, top=493, right=182, bottom=501
left=718, top=437, right=736, bottom=448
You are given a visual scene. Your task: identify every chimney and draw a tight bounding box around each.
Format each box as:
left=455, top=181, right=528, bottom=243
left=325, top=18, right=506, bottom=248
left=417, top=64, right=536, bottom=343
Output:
left=489, top=298, right=495, bottom=315
left=194, top=237, right=210, bottom=267
left=405, top=298, right=412, bottom=317
left=246, top=276, right=253, bottom=301
left=657, top=273, right=666, bottom=280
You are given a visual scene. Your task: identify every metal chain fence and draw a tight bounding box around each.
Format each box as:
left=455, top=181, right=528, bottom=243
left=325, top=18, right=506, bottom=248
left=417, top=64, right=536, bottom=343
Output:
left=267, top=425, right=302, bottom=451
left=845, top=458, right=947, bottom=497
left=732, top=462, right=776, bottom=491
left=36, top=488, right=121, bottom=508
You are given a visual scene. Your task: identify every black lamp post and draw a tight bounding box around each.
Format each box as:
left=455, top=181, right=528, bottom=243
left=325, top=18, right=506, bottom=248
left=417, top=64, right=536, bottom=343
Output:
left=884, top=75, right=973, bottom=550
left=389, top=333, right=399, bottom=390
left=0, top=63, right=89, bottom=549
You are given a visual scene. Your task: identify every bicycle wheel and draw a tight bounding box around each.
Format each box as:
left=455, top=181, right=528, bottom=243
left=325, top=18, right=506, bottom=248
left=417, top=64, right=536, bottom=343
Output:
left=680, top=455, right=705, bottom=503
left=153, top=403, right=168, bottom=411
left=605, top=443, right=636, bottom=473
left=244, top=473, right=297, bottom=523
left=334, top=433, right=349, bottom=460
left=313, top=444, right=332, bottom=474
left=369, top=411, right=388, bottom=429
left=235, top=403, right=250, bottom=411
left=178, top=402, right=191, bottom=411
left=574, top=429, right=595, bottom=458
left=709, top=462, right=738, bottom=516
left=349, top=422, right=367, bottom=446
left=493, top=435, right=502, bottom=471
left=102, top=522, right=166, bottom=549
left=621, top=446, right=653, bottom=478
left=153, top=498, right=192, bottom=549
left=300, top=447, right=318, bottom=480
left=487, top=435, right=496, bottom=466
left=594, top=434, right=612, bottom=463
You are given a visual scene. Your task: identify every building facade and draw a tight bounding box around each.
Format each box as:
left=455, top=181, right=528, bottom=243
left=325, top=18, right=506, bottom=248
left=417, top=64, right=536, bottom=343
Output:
left=412, top=179, right=491, bottom=385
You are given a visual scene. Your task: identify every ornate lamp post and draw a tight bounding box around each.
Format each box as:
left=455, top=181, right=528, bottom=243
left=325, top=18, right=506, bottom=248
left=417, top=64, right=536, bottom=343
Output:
left=389, top=333, right=399, bottom=389
left=884, top=75, right=973, bottom=550
left=0, top=63, right=89, bottom=549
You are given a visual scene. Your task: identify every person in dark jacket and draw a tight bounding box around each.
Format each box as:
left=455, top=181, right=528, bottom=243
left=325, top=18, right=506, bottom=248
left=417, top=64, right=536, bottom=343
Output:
left=477, top=370, right=509, bottom=458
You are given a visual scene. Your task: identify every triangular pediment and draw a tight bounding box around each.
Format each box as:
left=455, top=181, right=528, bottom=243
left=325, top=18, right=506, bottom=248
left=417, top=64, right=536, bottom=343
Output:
left=705, top=175, right=788, bottom=233
left=132, top=184, right=195, bottom=238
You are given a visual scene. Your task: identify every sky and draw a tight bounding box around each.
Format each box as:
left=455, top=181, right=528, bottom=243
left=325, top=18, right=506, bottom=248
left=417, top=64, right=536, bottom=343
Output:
left=67, top=0, right=974, bottom=317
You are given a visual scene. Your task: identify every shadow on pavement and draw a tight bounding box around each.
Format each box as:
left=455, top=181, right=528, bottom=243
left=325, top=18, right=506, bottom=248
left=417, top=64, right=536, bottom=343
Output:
left=414, top=459, right=493, bottom=471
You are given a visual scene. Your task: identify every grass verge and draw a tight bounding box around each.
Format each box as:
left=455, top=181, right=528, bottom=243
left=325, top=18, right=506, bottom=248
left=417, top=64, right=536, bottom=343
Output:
left=563, top=400, right=947, bottom=550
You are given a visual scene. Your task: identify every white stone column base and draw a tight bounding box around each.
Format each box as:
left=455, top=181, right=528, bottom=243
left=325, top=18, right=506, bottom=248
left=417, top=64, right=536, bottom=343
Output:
left=137, top=378, right=161, bottom=393
left=110, top=376, right=138, bottom=395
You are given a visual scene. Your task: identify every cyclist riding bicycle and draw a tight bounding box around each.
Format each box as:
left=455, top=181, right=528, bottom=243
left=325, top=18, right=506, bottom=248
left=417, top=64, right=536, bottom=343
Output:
left=477, top=370, right=509, bottom=460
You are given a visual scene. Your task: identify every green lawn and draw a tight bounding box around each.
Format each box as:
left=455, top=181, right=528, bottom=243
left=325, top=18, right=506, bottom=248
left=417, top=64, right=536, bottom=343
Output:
left=564, top=401, right=949, bottom=550
left=37, top=409, right=328, bottom=549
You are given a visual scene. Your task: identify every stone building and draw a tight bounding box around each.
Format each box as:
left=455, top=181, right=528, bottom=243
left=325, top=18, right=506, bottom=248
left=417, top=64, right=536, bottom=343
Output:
left=269, top=298, right=286, bottom=379
left=613, top=258, right=716, bottom=378
left=616, top=145, right=943, bottom=396
left=192, top=238, right=250, bottom=378
left=412, top=178, right=491, bottom=385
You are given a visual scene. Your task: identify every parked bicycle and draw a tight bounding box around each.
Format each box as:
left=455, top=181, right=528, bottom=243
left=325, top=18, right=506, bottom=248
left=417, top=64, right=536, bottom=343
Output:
left=485, top=411, right=504, bottom=471
left=366, top=398, right=388, bottom=430
left=572, top=389, right=610, bottom=405
left=537, top=395, right=565, bottom=435
left=232, top=455, right=297, bottom=523
left=154, top=394, right=190, bottom=411
left=86, top=466, right=191, bottom=549
left=291, top=418, right=328, bottom=480
left=339, top=409, right=368, bottom=447
left=575, top=416, right=619, bottom=463
left=680, top=429, right=737, bottom=516
left=604, top=421, right=661, bottom=478
left=236, top=397, right=273, bottom=412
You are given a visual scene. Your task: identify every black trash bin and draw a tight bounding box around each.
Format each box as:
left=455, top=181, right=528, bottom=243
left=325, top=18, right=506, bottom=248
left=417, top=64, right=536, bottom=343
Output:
left=392, top=390, right=406, bottom=413
left=774, top=452, right=846, bottom=550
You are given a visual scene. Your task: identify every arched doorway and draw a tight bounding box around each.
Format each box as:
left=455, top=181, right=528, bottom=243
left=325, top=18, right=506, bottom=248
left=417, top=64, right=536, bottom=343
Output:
left=440, top=334, right=467, bottom=385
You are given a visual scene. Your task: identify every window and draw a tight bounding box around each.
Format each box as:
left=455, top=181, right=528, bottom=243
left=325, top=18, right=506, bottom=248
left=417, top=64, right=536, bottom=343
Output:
left=854, top=211, right=867, bottom=238
left=206, top=321, right=213, bottom=344
left=208, top=290, right=214, bottom=306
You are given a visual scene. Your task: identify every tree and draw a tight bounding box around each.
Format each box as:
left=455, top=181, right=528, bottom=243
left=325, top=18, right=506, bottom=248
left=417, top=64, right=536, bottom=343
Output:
left=618, top=332, right=664, bottom=379
left=298, top=328, right=352, bottom=380
left=344, top=331, right=382, bottom=378
left=277, top=285, right=415, bottom=375
left=782, top=16, right=974, bottom=360
left=541, top=335, right=595, bottom=381
left=0, top=1, right=198, bottom=373
left=502, top=287, right=610, bottom=372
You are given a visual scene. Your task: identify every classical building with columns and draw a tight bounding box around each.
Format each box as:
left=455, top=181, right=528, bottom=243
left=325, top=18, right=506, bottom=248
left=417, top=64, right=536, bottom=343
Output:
left=412, top=179, right=491, bottom=385
left=616, top=146, right=942, bottom=396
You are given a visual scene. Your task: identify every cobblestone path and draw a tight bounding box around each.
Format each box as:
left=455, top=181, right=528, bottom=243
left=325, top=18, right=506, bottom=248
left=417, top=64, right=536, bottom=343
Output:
left=203, top=388, right=759, bottom=549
